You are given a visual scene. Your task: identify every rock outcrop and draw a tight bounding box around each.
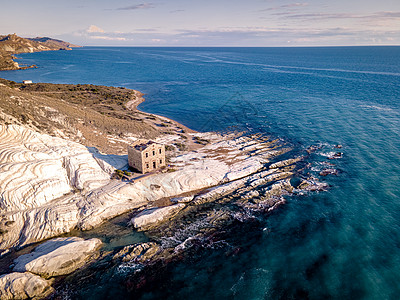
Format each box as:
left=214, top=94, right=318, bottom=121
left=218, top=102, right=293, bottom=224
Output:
left=0, top=124, right=111, bottom=249
left=13, top=237, right=102, bottom=278
left=131, top=204, right=186, bottom=230
left=0, top=51, right=19, bottom=71
left=0, top=124, right=274, bottom=250
left=113, top=242, right=161, bottom=263
left=0, top=272, right=53, bottom=299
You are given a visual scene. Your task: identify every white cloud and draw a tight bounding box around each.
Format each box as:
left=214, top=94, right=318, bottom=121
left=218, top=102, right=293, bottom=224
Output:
left=90, top=35, right=127, bottom=41
left=87, top=25, right=105, bottom=33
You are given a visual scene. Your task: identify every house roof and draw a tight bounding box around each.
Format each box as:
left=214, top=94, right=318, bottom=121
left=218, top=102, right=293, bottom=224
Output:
left=134, top=141, right=154, bottom=151
left=130, top=140, right=163, bottom=152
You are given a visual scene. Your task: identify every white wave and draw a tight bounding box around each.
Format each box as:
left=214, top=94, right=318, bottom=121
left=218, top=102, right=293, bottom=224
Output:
left=116, top=262, right=143, bottom=274
left=173, top=53, right=400, bottom=77
left=359, top=104, right=397, bottom=113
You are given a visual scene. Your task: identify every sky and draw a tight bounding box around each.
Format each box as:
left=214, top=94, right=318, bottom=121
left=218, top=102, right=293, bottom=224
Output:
left=1, top=0, right=400, bottom=46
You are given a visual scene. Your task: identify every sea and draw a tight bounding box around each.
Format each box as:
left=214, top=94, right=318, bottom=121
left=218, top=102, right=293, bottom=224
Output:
left=2, top=47, right=400, bottom=299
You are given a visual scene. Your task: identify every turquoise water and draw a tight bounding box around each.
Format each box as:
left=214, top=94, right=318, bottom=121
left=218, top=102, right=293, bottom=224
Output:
left=2, top=47, right=400, bottom=299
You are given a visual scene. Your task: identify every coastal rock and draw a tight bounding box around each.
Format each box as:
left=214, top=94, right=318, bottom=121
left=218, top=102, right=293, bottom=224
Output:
left=327, top=152, right=343, bottom=159
left=192, top=169, right=293, bottom=206
left=170, top=196, right=194, bottom=203
left=298, top=177, right=329, bottom=191
left=269, top=157, right=302, bottom=169
left=114, top=242, right=161, bottom=263
left=192, top=179, right=246, bottom=205
left=251, top=179, right=293, bottom=204
left=131, top=204, right=186, bottom=230
left=0, top=272, right=53, bottom=299
left=13, top=237, right=102, bottom=278
left=0, top=124, right=291, bottom=250
left=319, top=168, right=339, bottom=176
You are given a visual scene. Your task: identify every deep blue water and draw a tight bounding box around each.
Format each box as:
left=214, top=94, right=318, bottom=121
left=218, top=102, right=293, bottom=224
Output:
left=2, top=47, right=400, bottom=299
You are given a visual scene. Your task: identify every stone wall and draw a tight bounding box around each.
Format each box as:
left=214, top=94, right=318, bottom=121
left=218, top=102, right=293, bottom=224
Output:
left=128, top=145, right=143, bottom=172
left=128, top=143, right=166, bottom=173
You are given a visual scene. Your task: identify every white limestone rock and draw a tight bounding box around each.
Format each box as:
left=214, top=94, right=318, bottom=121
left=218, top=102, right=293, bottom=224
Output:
left=131, top=203, right=186, bottom=230
left=13, top=237, right=102, bottom=278
left=269, top=157, right=302, bottom=169
left=0, top=124, right=112, bottom=249
left=0, top=125, right=110, bottom=212
left=0, top=272, right=53, bottom=300
left=0, top=124, right=285, bottom=250
left=170, top=196, right=194, bottom=203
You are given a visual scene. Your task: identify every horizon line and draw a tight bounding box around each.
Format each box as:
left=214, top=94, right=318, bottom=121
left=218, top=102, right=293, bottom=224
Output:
left=76, top=44, right=400, bottom=48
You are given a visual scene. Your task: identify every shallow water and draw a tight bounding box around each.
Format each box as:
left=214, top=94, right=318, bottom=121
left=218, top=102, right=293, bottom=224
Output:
left=2, top=46, right=400, bottom=299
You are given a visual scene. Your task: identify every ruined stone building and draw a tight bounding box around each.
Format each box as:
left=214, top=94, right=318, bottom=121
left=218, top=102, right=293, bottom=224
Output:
left=128, top=140, right=166, bottom=173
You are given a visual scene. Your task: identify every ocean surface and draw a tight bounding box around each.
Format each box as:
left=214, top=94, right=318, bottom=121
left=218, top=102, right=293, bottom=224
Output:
left=2, top=47, right=400, bottom=299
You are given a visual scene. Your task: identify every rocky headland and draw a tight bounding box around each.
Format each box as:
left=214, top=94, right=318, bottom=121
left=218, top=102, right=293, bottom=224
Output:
left=0, top=34, right=79, bottom=71
left=0, top=78, right=336, bottom=298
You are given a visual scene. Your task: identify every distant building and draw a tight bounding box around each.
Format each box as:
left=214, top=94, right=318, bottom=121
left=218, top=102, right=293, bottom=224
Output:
left=22, top=80, right=32, bottom=84
left=128, top=140, right=166, bottom=173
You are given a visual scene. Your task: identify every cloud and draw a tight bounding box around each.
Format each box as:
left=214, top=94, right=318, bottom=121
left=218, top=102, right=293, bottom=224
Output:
left=116, top=3, right=155, bottom=10
left=90, top=36, right=128, bottom=41
left=259, top=2, right=308, bottom=12
left=286, top=13, right=358, bottom=19
left=72, top=26, right=133, bottom=43
left=63, top=23, right=400, bottom=46
left=283, top=11, right=400, bottom=21
left=170, top=9, right=185, bottom=13
left=135, top=28, right=159, bottom=32
left=172, top=26, right=400, bottom=46
left=369, top=11, right=400, bottom=19
left=87, top=25, right=105, bottom=33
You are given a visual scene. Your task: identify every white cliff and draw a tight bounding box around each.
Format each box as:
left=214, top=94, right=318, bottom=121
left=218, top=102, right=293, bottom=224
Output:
left=0, top=124, right=278, bottom=250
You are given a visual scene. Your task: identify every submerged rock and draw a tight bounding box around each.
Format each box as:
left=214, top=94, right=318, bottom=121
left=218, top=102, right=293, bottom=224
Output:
left=113, top=242, right=161, bottom=263
left=13, top=237, right=102, bottom=278
left=299, top=177, right=329, bottom=191
left=0, top=272, right=53, bottom=299
left=319, top=168, right=339, bottom=176
left=327, top=152, right=343, bottom=159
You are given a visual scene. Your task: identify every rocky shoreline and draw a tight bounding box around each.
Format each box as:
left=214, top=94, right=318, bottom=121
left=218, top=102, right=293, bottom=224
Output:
left=47, top=143, right=333, bottom=298
left=0, top=34, right=79, bottom=71
left=0, top=76, right=340, bottom=298
left=0, top=127, right=331, bottom=298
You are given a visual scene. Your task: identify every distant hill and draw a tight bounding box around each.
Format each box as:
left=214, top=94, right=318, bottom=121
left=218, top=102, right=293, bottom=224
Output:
left=27, top=37, right=81, bottom=50
left=0, top=33, right=80, bottom=70
left=0, top=33, right=72, bottom=53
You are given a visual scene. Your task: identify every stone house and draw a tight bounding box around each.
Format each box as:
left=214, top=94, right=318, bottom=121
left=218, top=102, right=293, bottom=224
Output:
left=128, top=140, right=166, bottom=173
